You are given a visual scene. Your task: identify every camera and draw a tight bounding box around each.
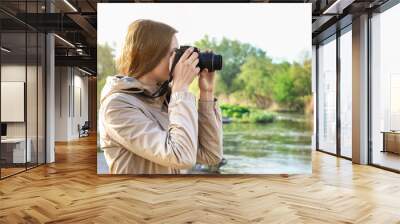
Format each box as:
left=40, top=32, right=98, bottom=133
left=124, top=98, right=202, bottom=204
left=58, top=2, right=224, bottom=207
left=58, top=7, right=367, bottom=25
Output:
left=172, top=46, right=223, bottom=72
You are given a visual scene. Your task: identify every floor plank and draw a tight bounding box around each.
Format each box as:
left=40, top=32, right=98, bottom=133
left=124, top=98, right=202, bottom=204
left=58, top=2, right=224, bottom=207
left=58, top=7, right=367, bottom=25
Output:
left=0, top=135, right=400, bottom=223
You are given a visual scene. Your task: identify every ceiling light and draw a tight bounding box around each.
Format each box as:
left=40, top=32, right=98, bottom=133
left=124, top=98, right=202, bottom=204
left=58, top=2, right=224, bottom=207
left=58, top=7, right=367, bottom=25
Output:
left=78, top=67, right=93, bottom=76
left=323, top=0, right=355, bottom=15
left=54, top=34, right=75, bottom=48
left=1, top=47, right=11, bottom=53
left=63, top=0, right=78, bottom=12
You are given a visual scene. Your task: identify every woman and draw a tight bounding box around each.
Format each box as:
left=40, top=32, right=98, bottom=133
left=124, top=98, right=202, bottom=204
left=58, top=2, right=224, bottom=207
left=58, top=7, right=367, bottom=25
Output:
left=99, top=19, right=223, bottom=174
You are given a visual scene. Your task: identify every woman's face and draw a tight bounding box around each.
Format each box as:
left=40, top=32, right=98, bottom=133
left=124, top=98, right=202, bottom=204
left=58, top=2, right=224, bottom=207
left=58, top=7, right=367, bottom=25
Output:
left=151, top=35, right=179, bottom=84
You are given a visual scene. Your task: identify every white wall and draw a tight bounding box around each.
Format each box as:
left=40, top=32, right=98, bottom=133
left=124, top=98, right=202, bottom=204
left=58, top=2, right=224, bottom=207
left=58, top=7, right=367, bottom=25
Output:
left=1, top=65, right=37, bottom=138
left=70, top=71, right=89, bottom=139
left=55, top=66, right=69, bottom=141
left=1, top=65, right=26, bottom=140
left=54, top=67, right=89, bottom=141
left=1, top=66, right=25, bottom=135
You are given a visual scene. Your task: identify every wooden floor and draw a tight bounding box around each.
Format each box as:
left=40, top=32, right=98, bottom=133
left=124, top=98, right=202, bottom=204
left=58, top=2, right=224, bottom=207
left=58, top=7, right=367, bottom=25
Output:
left=1, top=167, right=26, bottom=178
left=1, top=163, right=45, bottom=178
left=1, top=135, right=400, bottom=223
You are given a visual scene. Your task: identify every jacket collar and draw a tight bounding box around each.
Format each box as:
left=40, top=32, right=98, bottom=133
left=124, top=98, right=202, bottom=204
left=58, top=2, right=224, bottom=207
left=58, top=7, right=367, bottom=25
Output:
left=100, top=75, right=168, bottom=110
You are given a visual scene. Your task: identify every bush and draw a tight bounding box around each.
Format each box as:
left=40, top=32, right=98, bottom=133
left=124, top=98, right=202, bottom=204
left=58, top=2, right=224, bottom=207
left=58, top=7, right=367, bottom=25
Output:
left=239, top=110, right=275, bottom=123
left=220, top=104, right=250, bottom=119
left=220, top=104, right=275, bottom=123
left=248, top=111, right=275, bottom=123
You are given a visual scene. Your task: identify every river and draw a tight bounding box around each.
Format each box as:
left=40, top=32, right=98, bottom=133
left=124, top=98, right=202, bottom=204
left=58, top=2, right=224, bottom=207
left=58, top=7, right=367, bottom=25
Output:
left=194, top=113, right=313, bottom=174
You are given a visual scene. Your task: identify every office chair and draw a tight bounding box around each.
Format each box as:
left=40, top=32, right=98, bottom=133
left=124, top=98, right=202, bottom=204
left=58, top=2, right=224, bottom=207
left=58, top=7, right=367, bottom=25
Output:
left=79, top=121, right=90, bottom=138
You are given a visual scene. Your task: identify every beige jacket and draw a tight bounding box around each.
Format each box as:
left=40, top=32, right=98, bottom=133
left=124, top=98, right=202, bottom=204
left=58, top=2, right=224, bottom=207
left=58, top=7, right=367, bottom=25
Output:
left=99, top=75, right=223, bottom=174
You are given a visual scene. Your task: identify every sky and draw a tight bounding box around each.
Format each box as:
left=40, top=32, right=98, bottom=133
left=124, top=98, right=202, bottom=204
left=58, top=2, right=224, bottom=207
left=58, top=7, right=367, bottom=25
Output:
left=98, top=3, right=311, bottom=63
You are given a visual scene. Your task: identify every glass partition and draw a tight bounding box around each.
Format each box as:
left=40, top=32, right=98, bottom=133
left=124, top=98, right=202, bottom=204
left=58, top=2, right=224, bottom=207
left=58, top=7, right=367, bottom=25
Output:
left=0, top=1, right=46, bottom=179
left=38, top=32, right=45, bottom=165
left=1, top=31, right=28, bottom=177
left=27, top=31, right=38, bottom=169
left=339, top=28, right=352, bottom=158
left=317, top=36, right=337, bottom=154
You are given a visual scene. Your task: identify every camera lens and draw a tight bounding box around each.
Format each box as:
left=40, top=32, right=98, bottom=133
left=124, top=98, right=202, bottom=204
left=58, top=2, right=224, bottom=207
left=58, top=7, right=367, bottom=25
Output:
left=173, top=46, right=223, bottom=72
left=213, top=54, right=223, bottom=70
left=198, top=52, right=223, bottom=72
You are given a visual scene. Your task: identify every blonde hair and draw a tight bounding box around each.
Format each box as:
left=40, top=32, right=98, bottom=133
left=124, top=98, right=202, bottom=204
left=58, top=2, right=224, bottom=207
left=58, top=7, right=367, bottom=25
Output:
left=117, top=19, right=177, bottom=78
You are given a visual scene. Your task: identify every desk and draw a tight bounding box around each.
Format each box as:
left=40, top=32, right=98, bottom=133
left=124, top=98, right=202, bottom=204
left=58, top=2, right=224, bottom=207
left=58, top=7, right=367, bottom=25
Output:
left=1, top=138, right=31, bottom=163
left=381, top=131, right=400, bottom=154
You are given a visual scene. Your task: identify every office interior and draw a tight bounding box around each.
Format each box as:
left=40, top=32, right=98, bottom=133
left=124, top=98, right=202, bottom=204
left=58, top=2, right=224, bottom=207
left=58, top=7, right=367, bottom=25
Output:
left=0, top=0, right=97, bottom=179
left=0, top=0, right=399, bottom=177
left=0, top=0, right=399, bottom=222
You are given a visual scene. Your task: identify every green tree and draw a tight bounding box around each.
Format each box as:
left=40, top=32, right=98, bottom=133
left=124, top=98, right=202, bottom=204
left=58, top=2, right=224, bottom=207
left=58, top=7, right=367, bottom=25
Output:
left=272, top=59, right=311, bottom=111
left=194, top=35, right=311, bottom=112
left=272, top=67, right=296, bottom=107
left=97, top=43, right=117, bottom=108
left=234, top=55, right=274, bottom=108
left=194, top=35, right=265, bottom=95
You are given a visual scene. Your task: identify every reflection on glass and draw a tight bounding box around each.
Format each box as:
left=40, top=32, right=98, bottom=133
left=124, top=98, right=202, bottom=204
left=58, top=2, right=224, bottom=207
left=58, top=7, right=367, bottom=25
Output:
left=340, top=29, right=352, bottom=158
left=371, top=4, right=400, bottom=171
left=1, top=31, right=27, bottom=177
left=390, top=75, right=400, bottom=130
left=38, top=33, right=46, bottom=165
left=27, top=31, right=38, bottom=169
left=218, top=113, right=312, bottom=174
left=0, top=1, right=47, bottom=179
left=318, top=37, right=337, bottom=154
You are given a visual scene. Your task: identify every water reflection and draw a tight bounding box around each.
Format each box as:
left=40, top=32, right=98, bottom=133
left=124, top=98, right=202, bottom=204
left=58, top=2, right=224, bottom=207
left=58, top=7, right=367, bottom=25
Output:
left=196, top=113, right=313, bottom=174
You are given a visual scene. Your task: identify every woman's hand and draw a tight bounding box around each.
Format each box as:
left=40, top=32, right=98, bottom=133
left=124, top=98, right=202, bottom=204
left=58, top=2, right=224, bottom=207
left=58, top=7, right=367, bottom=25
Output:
left=170, top=47, right=200, bottom=93
left=199, top=50, right=216, bottom=101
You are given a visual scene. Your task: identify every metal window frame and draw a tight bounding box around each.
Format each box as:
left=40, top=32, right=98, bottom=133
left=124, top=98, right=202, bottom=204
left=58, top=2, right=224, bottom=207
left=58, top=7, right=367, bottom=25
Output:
left=315, top=19, right=353, bottom=161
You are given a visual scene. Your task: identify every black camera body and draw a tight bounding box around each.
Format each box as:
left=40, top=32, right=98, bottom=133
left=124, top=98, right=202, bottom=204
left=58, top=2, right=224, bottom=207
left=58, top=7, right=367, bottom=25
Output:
left=172, top=45, right=223, bottom=72
left=141, top=46, right=222, bottom=98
